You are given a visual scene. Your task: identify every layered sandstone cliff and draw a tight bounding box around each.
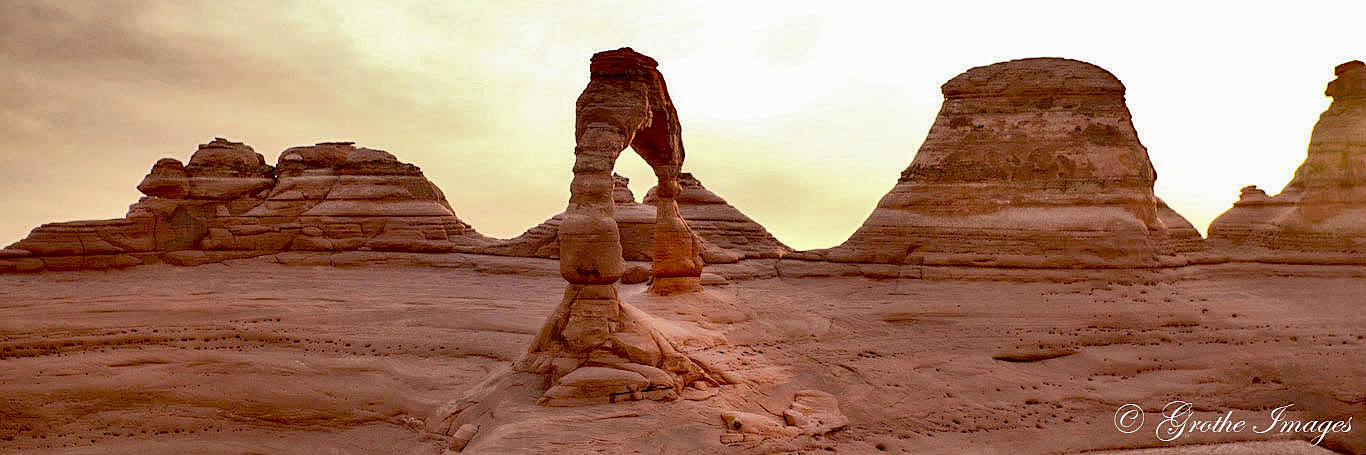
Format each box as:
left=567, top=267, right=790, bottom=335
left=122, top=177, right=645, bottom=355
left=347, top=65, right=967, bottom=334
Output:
left=643, top=172, right=790, bottom=260
left=1, top=139, right=491, bottom=272
left=1207, top=61, right=1366, bottom=262
left=808, top=58, right=1205, bottom=269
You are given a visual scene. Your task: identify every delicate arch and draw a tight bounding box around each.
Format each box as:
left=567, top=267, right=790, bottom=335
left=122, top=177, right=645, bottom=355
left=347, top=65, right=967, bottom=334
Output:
left=560, top=48, right=702, bottom=292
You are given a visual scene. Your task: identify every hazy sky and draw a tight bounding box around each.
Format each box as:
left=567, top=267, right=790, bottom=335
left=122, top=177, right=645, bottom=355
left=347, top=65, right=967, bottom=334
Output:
left=2, top=1, right=1362, bottom=250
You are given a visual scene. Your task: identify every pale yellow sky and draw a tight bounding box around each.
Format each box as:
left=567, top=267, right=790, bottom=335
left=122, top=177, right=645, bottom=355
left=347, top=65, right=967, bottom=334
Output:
left=1, top=1, right=1362, bottom=250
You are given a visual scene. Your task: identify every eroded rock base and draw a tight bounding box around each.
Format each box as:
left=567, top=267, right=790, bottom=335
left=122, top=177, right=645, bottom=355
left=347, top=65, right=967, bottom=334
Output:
left=514, top=283, right=720, bottom=407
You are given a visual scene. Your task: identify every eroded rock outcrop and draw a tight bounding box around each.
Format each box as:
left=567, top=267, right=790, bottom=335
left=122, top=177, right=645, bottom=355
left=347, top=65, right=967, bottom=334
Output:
left=513, top=47, right=720, bottom=406
left=643, top=172, right=790, bottom=260
left=2, top=138, right=491, bottom=272
left=809, top=58, right=1205, bottom=269
left=480, top=174, right=658, bottom=261
left=1208, top=61, right=1366, bottom=261
left=486, top=172, right=790, bottom=263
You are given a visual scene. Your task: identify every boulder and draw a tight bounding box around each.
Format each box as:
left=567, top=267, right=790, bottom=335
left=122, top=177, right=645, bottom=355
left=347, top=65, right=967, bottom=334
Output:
left=644, top=173, right=790, bottom=260
left=720, top=411, right=800, bottom=438
left=540, top=367, right=650, bottom=406
left=136, top=158, right=190, bottom=198
left=183, top=138, right=275, bottom=199
left=782, top=390, right=848, bottom=434
left=447, top=423, right=478, bottom=452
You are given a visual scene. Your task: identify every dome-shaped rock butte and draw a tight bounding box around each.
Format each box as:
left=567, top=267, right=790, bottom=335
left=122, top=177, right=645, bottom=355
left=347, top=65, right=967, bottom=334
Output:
left=807, top=58, right=1205, bottom=269
left=1207, top=60, right=1366, bottom=262
left=485, top=172, right=790, bottom=263
left=2, top=138, right=491, bottom=272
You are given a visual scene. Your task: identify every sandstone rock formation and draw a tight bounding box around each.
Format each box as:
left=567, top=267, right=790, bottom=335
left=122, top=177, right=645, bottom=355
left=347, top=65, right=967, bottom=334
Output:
left=480, top=174, right=659, bottom=261
left=644, top=172, right=790, bottom=260
left=514, top=48, right=719, bottom=406
left=1207, top=60, right=1366, bottom=261
left=720, top=389, right=849, bottom=444
left=1, top=138, right=491, bottom=273
left=809, top=58, right=1205, bottom=269
left=487, top=172, right=790, bottom=263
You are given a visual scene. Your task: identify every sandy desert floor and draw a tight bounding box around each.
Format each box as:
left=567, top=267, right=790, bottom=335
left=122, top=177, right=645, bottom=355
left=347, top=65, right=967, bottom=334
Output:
left=1, top=260, right=1362, bottom=454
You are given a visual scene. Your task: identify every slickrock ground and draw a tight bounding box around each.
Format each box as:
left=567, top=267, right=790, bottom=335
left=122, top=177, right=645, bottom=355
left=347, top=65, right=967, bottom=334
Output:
left=1, top=261, right=1361, bottom=454
left=812, top=58, right=1205, bottom=269
left=1208, top=60, right=1366, bottom=262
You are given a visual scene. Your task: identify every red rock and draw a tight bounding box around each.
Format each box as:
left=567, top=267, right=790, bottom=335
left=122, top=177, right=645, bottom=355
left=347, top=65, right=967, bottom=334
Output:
left=609, top=332, right=662, bottom=366
left=817, top=58, right=1205, bottom=268
left=447, top=423, right=478, bottom=452
left=275, top=142, right=353, bottom=176
left=183, top=138, right=275, bottom=199
left=488, top=173, right=783, bottom=263
left=620, top=263, right=651, bottom=284
left=643, top=173, right=790, bottom=260
left=539, top=366, right=650, bottom=406
left=136, top=158, right=190, bottom=198
left=720, top=410, right=800, bottom=438
left=6, top=139, right=491, bottom=272
left=782, top=390, right=848, bottom=434
left=9, top=218, right=157, bottom=257
left=611, top=362, right=672, bottom=389
left=1209, top=60, right=1366, bottom=259
left=517, top=48, right=714, bottom=406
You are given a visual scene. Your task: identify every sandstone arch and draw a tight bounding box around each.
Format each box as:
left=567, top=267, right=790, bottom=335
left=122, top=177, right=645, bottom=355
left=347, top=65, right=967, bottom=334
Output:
left=514, top=48, right=716, bottom=406
left=561, top=48, right=703, bottom=292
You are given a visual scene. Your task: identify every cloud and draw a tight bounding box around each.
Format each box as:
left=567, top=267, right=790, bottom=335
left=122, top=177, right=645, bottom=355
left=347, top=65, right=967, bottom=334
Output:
left=1, top=0, right=1363, bottom=251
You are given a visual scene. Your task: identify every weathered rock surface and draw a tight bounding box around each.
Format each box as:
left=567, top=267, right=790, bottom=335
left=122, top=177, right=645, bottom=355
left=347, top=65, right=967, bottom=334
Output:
left=782, top=390, right=848, bottom=435
left=1208, top=60, right=1366, bottom=261
left=4, top=138, right=491, bottom=273
left=479, top=174, right=657, bottom=260
left=717, top=389, right=848, bottom=445
left=514, top=47, right=719, bottom=406
left=720, top=410, right=801, bottom=441
left=644, top=172, right=790, bottom=260
left=447, top=423, right=478, bottom=452
left=486, top=173, right=788, bottom=263
left=4, top=262, right=1364, bottom=453
left=813, top=58, right=1206, bottom=268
